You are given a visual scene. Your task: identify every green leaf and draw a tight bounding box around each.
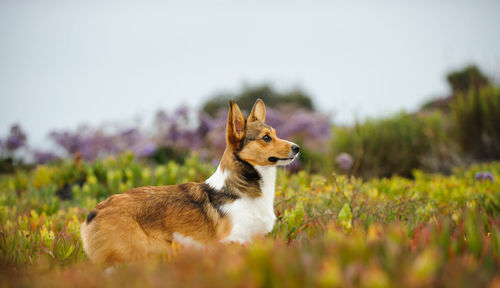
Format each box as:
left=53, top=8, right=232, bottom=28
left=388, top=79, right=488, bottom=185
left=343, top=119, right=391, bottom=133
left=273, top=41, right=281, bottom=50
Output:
left=338, top=203, right=353, bottom=233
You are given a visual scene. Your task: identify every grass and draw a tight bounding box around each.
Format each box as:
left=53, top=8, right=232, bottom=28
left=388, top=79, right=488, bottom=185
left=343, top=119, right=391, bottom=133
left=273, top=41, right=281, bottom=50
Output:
left=1, top=152, right=500, bottom=287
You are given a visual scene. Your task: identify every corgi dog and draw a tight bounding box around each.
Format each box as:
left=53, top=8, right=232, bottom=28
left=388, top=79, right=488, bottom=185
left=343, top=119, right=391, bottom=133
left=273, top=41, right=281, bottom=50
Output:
left=80, top=99, right=300, bottom=264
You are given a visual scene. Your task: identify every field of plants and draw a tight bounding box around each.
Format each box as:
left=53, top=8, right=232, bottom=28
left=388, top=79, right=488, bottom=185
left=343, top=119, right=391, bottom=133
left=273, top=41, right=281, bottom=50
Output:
left=1, top=152, right=500, bottom=287
left=1, top=66, right=500, bottom=287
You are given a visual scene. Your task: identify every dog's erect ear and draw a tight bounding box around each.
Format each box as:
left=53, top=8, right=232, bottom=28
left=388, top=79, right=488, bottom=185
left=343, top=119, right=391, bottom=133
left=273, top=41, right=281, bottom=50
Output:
left=248, top=98, right=266, bottom=123
left=227, top=101, right=246, bottom=149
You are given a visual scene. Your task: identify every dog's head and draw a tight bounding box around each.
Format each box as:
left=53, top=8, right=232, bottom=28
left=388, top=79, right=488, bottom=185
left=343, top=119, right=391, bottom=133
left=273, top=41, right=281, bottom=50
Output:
left=226, top=99, right=300, bottom=166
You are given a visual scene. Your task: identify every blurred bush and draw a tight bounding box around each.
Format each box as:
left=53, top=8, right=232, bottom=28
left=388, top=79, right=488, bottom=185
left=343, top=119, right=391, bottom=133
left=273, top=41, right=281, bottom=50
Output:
left=336, top=64, right=499, bottom=179
left=202, top=84, right=314, bottom=117
left=330, top=112, right=459, bottom=178
left=421, top=65, right=490, bottom=112
left=447, top=65, right=490, bottom=94
left=0, top=124, right=28, bottom=173
left=451, top=86, right=500, bottom=160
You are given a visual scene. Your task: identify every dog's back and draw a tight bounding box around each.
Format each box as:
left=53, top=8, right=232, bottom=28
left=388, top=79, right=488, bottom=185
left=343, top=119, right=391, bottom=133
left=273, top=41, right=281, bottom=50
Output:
left=81, top=183, right=232, bottom=263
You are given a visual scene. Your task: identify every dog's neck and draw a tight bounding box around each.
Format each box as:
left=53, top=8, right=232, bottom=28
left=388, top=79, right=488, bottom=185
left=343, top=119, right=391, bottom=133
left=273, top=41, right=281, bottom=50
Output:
left=252, top=165, right=277, bottom=207
left=205, top=150, right=276, bottom=202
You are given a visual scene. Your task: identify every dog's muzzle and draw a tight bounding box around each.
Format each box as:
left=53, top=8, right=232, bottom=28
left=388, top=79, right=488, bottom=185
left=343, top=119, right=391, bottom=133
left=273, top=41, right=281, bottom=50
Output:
left=268, top=145, right=300, bottom=163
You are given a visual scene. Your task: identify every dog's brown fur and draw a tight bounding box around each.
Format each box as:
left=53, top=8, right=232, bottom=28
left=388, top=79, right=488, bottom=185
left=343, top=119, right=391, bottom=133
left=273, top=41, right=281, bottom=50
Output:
left=80, top=99, right=296, bottom=264
left=80, top=183, right=233, bottom=263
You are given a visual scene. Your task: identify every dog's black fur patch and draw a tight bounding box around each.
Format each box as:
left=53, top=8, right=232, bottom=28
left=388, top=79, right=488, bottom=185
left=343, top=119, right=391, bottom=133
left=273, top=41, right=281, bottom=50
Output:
left=86, top=210, right=97, bottom=223
left=202, top=183, right=240, bottom=216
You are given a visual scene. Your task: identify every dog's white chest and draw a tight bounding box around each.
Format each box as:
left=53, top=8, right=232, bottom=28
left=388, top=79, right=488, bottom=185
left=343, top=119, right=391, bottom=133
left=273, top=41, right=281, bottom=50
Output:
left=220, top=166, right=277, bottom=243
left=220, top=195, right=276, bottom=243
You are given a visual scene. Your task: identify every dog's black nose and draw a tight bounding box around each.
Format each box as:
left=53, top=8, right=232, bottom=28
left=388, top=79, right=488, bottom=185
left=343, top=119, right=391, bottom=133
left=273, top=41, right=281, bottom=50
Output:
left=292, top=145, right=300, bottom=154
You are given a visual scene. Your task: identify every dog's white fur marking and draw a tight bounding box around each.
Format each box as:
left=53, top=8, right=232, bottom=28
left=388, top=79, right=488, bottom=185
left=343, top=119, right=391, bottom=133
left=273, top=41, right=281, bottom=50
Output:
left=277, top=158, right=295, bottom=166
left=220, top=165, right=277, bottom=243
left=173, top=232, right=203, bottom=248
left=204, top=141, right=298, bottom=244
left=104, top=266, right=116, bottom=275
left=204, top=165, right=228, bottom=190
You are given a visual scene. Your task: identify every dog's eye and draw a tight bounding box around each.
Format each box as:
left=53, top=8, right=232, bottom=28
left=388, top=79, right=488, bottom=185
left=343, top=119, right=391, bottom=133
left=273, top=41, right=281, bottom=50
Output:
left=262, top=135, right=272, bottom=142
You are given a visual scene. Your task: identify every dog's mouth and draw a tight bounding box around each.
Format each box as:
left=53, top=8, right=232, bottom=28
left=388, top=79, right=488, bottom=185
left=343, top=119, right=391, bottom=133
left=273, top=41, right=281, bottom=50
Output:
left=268, top=156, right=295, bottom=163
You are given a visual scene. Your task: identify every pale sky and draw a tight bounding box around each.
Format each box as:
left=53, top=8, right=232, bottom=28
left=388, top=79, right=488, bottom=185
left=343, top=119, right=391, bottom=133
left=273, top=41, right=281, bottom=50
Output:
left=1, top=0, right=500, bottom=147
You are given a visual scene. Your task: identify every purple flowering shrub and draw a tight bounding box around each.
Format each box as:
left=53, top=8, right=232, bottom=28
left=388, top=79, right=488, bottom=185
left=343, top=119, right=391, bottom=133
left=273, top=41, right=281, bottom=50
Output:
left=32, top=151, right=58, bottom=165
left=0, top=124, right=28, bottom=172
left=0, top=105, right=330, bottom=172
left=5, top=124, right=27, bottom=151
left=336, top=152, right=354, bottom=171
left=50, top=126, right=158, bottom=161
left=1, top=124, right=61, bottom=171
left=44, top=106, right=330, bottom=171
left=474, top=171, right=494, bottom=182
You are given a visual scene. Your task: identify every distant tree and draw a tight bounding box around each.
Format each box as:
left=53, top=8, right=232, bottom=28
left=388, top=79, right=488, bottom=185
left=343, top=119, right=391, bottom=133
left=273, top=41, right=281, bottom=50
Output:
left=202, top=84, right=314, bottom=116
left=447, top=65, right=489, bottom=94
left=421, top=65, right=490, bottom=111
left=0, top=124, right=28, bottom=173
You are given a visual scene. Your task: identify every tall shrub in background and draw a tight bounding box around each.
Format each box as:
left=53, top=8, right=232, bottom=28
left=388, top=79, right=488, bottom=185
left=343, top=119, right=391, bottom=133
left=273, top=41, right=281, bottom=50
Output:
left=447, top=65, right=489, bottom=93
left=330, top=112, right=455, bottom=179
left=418, top=111, right=461, bottom=172
left=452, top=86, right=500, bottom=160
